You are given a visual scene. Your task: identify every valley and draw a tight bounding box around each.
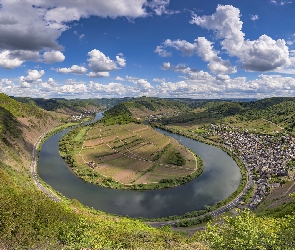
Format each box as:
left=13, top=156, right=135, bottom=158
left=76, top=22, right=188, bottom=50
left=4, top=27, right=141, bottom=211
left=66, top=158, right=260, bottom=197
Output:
left=1, top=94, right=295, bottom=249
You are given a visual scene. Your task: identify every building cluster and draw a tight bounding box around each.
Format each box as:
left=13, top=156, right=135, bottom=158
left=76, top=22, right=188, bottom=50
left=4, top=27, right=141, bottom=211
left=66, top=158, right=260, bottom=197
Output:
left=69, top=110, right=98, bottom=122
left=208, top=124, right=295, bottom=209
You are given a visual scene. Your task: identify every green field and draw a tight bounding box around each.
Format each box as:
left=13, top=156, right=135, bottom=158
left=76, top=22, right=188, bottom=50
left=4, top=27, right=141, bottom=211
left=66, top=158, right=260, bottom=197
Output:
left=63, top=122, right=198, bottom=188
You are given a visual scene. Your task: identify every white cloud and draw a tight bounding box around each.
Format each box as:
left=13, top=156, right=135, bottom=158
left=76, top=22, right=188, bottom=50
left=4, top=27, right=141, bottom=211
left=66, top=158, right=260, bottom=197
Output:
left=24, top=69, right=45, bottom=83
left=0, top=78, right=13, bottom=85
left=195, top=37, right=236, bottom=74
left=135, top=79, right=154, bottom=92
left=87, top=72, right=110, bottom=78
left=88, top=81, right=129, bottom=96
left=154, top=46, right=172, bottom=57
left=155, top=39, right=196, bottom=57
left=43, top=51, right=65, bottom=63
left=0, top=0, right=62, bottom=51
left=153, top=78, right=166, bottom=82
left=114, top=76, right=124, bottom=81
left=126, top=75, right=154, bottom=92
left=164, top=39, right=196, bottom=56
left=0, top=0, right=161, bottom=52
left=56, top=65, right=87, bottom=74
left=0, top=50, right=43, bottom=69
left=161, top=62, right=197, bottom=74
left=86, top=49, right=126, bottom=78
left=190, top=5, right=292, bottom=72
left=19, top=76, right=31, bottom=88
left=3, top=70, right=295, bottom=99
left=116, top=54, right=126, bottom=67
left=0, top=50, right=25, bottom=69
left=162, top=62, right=171, bottom=70
left=87, top=49, right=117, bottom=73
left=250, top=14, right=259, bottom=21
left=156, top=36, right=236, bottom=74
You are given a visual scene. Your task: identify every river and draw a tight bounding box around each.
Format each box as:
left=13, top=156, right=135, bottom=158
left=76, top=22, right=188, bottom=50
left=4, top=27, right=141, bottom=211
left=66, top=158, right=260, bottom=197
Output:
left=37, top=113, right=241, bottom=218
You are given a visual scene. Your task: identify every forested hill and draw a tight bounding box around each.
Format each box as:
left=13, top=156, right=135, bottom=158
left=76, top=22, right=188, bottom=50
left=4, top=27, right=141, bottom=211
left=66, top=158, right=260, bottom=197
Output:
left=101, top=96, right=190, bottom=125
left=159, top=97, right=295, bottom=132
left=11, top=96, right=101, bottom=113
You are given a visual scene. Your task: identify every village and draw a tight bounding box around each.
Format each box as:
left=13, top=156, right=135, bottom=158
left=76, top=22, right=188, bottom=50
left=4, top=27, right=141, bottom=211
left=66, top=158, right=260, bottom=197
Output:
left=208, top=124, right=295, bottom=209
left=68, top=109, right=99, bottom=122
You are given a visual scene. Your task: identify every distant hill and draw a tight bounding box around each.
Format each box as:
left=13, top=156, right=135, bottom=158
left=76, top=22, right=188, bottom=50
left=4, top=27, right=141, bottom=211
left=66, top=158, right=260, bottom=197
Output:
left=101, top=96, right=190, bottom=125
left=158, top=97, right=295, bottom=133
left=11, top=96, right=101, bottom=114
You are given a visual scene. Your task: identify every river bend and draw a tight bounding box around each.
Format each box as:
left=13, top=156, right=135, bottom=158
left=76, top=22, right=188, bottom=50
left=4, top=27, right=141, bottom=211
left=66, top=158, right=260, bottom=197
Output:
left=38, top=113, right=241, bottom=218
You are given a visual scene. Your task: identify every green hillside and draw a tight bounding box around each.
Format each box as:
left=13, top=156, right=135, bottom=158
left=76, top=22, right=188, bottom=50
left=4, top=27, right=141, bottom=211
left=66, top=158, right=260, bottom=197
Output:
left=101, top=96, right=189, bottom=125
left=12, top=96, right=101, bottom=113
left=1, top=93, right=295, bottom=249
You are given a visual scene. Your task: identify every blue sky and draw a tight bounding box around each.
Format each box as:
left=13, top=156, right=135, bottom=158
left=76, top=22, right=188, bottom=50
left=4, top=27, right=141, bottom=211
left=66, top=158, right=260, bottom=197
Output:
left=1, top=0, right=295, bottom=99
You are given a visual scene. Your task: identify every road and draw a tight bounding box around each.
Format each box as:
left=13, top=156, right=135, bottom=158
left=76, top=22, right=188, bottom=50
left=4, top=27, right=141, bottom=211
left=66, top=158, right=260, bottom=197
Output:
left=31, top=132, right=61, bottom=202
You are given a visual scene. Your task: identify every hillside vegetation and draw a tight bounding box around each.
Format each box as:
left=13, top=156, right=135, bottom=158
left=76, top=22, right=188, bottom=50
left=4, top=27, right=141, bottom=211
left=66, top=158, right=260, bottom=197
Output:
left=12, top=96, right=100, bottom=114
left=0, top=93, right=65, bottom=170
left=159, top=97, right=295, bottom=134
left=1, top=94, right=295, bottom=249
left=101, top=96, right=189, bottom=125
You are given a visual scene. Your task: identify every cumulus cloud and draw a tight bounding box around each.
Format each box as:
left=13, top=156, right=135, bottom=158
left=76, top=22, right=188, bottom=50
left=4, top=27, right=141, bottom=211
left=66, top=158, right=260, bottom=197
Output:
left=87, top=49, right=118, bottom=72
left=86, top=49, right=125, bottom=78
left=0, top=78, right=13, bottom=85
left=43, top=51, right=65, bottom=63
left=195, top=37, right=236, bottom=74
left=88, top=81, right=129, bottom=97
left=56, top=65, right=87, bottom=74
left=87, top=72, right=110, bottom=78
left=24, top=69, right=45, bottom=83
left=114, top=76, right=124, bottom=81
left=126, top=75, right=154, bottom=92
left=155, top=39, right=196, bottom=57
left=3, top=71, right=295, bottom=99
left=116, top=54, right=126, bottom=67
left=0, top=0, right=172, bottom=72
left=19, top=70, right=46, bottom=88
left=0, top=0, right=62, bottom=51
left=0, top=50, right=25, bottom=69
left=190, top=5, right=292, bottom=72
left=155, top=37, right=235, bottom=74
left=134, top=79, right=154, bottom=92
left=161, top=62, right=171, bottom=70
left=154, top=46, right=172, bottom=57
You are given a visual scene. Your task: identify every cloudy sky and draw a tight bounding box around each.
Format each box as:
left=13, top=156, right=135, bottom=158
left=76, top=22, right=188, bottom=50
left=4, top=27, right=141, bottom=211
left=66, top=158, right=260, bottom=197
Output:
left=1, top=0, right=295, bottom=99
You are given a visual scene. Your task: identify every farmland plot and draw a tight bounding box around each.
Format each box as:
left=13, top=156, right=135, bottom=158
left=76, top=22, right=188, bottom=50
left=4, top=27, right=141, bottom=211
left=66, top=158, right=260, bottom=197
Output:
left=74, top=122, right=198, bottom=187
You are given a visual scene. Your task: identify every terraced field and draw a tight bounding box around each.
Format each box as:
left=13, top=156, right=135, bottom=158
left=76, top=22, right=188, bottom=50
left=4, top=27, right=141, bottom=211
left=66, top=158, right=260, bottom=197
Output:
left=75, top=122, right=197, bottom=186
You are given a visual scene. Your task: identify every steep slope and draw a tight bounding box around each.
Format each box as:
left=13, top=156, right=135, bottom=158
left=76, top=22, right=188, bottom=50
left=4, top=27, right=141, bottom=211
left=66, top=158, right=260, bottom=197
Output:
left=0, top=93, right=63, bottom=170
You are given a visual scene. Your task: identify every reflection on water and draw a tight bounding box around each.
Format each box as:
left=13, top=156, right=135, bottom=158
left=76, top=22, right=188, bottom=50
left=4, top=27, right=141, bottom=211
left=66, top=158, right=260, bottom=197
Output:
left=38, top=113, right=241, bottom=218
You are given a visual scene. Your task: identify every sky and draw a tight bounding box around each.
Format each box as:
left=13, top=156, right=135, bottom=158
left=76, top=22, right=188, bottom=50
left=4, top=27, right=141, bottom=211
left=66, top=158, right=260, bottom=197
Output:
left=1, top=0, right=295, bottom=99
